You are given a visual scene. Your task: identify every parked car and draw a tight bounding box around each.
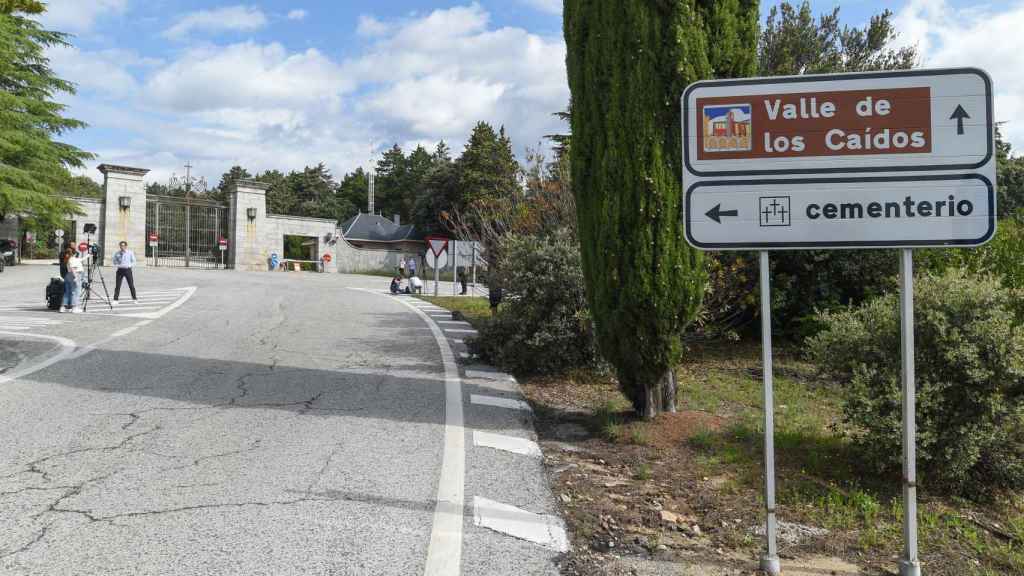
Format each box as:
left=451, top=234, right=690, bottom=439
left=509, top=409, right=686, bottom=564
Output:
left=0, top=239, right=17, bottom=270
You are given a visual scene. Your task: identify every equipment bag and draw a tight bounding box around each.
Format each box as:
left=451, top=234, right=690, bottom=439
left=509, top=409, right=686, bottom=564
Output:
left=46, top=277, right=64, bottom=310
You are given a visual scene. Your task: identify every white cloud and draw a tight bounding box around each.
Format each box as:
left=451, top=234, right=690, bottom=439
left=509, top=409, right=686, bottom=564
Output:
left=895, top=0, right=1024, bottom=152
left=346, top=4, right=568, bottom=149
left=38, top=0, right=127, bottom=33
left=287, top=9, right=308, bottom=21
left=162, top=5, right=268, bottom=40
left=48, top=46, right=141, bottom=98
left=520, top=0, right=562, bottom=15
left=54, top=4, right=570, bottom=187
left=356, top=15, right=391, bottom=37
left=145, top=42, right=352, bottom=111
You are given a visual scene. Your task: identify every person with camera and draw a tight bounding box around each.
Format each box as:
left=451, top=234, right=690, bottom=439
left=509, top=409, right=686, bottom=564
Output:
left=61, top=245, right=83, bottom=313
left=112, top=241, right=138, bottom=304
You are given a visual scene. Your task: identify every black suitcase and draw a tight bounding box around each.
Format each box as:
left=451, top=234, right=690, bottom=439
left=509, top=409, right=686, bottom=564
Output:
left=46, top=277, right=64, bottom=310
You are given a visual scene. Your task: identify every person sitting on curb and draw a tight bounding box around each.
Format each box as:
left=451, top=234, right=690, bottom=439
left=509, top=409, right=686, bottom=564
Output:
left=390, top=276, right=403, bottom=295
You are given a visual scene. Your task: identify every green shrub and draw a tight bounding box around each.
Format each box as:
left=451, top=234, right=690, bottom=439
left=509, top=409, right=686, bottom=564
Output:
left=467, top=228, right=598, bottom=375
left=808, top=269, right=1024, bottom=496
left=918, top=218, right=1024, bottom=294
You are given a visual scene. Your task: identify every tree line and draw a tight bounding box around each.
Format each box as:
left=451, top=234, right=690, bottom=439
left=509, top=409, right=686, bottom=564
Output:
left=140, top=122, right=522, bottom=236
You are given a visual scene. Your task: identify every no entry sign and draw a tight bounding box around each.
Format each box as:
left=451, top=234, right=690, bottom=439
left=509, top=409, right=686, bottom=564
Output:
left=682, top=68, right=996, bottom=250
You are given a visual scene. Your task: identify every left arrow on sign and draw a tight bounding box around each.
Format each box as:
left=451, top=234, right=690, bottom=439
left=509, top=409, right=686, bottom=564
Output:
left=705, top=204, right=739, bottom=224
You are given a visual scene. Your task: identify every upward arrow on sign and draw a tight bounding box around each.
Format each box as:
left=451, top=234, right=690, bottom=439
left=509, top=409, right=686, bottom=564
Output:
left=950, top=105, right=970, bottom=135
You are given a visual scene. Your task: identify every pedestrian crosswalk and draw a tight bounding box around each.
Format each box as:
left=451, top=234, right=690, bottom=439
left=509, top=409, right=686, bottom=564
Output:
left=0, top=287, right=196, bottom=320
left=0, top=316, right=64, bottom=331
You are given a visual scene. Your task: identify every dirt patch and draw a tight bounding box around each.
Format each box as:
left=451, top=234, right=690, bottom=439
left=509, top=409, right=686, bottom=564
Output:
left=521, top=351, right=887, bottom=576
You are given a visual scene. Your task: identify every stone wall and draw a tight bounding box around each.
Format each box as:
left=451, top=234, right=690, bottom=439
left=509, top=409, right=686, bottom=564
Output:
left=333, top=236, right=406, bottom=274
left=99, top=164, right=148, bottom=266
left=265, top=214, right=338, bottom=273
left=69, top=197, right=105, bottom=244
left=228, top=180, right=270, bottom=271
left=229, top=181, right=340, bottom=272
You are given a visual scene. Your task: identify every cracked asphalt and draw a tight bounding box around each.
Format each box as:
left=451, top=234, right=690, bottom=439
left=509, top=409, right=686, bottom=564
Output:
left=0, top=265, right=495, bottom=575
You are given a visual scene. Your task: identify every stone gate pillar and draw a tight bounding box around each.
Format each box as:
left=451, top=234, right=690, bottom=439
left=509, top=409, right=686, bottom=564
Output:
left=229, top=179, right=270, bottom=271
left=98, top=164, right=149, bottom=266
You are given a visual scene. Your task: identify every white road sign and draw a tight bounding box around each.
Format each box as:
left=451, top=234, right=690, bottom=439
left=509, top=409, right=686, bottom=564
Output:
left=426, top=250, right=448, bottom=269
left=682, top=68, right=996, bottom=250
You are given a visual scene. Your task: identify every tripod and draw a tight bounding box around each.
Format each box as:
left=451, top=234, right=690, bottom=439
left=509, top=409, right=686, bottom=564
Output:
left=80, top=234, right=113, bottom=312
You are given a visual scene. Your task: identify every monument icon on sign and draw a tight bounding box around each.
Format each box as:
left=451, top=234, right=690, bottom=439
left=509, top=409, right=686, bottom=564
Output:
left=759, top=196, right=791, bottom=227
left=703, top=104, right=752, bottom=152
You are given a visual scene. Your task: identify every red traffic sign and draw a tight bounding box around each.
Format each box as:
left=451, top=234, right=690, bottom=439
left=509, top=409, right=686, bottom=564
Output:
left=322, top=253, right=332, bottom=263
left=424, top=235, right=449, bottom=257
left=218, top=237, right=228, bottom=246
left=149, top=232, right=159, bottom=242
left=77, top=242, right=88, bottom=253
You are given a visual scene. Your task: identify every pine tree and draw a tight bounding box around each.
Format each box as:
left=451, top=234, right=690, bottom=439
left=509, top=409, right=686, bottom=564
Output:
left=456, top=122, right=519, bottom=209
left=0, top=3, right=92, bottom=228
left=374, top=144, right=407, bottom=218
left=565, top=0, right=757, bottom=418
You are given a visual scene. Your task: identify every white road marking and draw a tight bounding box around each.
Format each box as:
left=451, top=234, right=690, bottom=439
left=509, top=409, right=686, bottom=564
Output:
left=0, top=288, right=196, bottom=321
left=353, top=288, right=465, bottom=576
left=452, top=339, right=465, bottom=345
left=437, top=321, right=471, bottom=326
left=84, top=287, right=197, bottom=320
left=444, top=329, right=478, bottom=335
left=470, top=394, right=533, bottom=412
left=473, top=431, right=542, bottom=457
left=465, top=370, right=516, bottom=383
left=472, top=496, right=569, bottom=552
left=0, top=332, right=77, bottom=385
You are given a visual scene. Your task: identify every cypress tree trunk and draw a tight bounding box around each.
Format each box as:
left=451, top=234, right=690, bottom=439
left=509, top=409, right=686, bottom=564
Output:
left=565, top=1, right=757, bottom=419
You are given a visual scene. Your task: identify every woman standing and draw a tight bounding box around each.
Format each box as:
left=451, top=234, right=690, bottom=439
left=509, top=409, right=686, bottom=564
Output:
left=61, top=246, right=84, bottom=313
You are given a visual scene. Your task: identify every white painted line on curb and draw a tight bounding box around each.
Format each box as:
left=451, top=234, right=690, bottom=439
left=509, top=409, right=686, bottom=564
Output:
left=452, top=339, right=465, bottom=345
left=351, top=287, right=465, bottom=576
left=473, top=496, right=569, bottom=552
left=444, top=329, right=477, bottom=335
left=470, top=394, right=533, bottom=412
left=437, top=321, right=471, bottom=326
left=473, top=431, right=542, bottom=457
left=465, top=370, right=516, bottom=383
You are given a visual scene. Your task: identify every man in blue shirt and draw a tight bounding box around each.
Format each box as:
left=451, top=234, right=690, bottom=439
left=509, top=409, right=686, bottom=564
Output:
left=112, top=241, right=138, bottom=304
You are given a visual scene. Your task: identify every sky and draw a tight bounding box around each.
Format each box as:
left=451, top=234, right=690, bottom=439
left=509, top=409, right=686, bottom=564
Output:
left=33, top=0, right=1024, bottom=187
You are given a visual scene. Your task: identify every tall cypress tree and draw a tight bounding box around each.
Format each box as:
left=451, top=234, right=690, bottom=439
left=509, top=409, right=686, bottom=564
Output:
left=565, top=1, right=758, bottom=418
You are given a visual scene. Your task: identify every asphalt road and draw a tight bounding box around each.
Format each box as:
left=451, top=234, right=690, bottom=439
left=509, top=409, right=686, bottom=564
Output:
left=0, top=263, right=562, bottom=575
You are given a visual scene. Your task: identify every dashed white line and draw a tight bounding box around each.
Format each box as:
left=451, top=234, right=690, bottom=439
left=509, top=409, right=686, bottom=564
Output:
left=473, top=496, right=569, bottom=552
left=465, top=369, right=516, bottom=383
left=470, top=394, right=533, bottom=412
left=473, top=431, right=542, bottom=457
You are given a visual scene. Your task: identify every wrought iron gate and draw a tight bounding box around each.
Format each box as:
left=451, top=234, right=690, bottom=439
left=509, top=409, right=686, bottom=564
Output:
left=145, top=196, right=228, bottom=269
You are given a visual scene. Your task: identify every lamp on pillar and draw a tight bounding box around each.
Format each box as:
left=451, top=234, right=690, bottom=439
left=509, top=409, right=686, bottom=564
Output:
left=246, top=207, right=257, bottom=221
left=118, top=196, right=131, bottom=210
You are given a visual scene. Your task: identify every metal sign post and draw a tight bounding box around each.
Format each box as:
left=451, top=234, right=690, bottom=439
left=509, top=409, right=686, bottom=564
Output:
left=759, top=251, right=781, bottom=576
left=899, top=248, right=920, bottom=576
left=681, top=67, right=997, bottom=576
